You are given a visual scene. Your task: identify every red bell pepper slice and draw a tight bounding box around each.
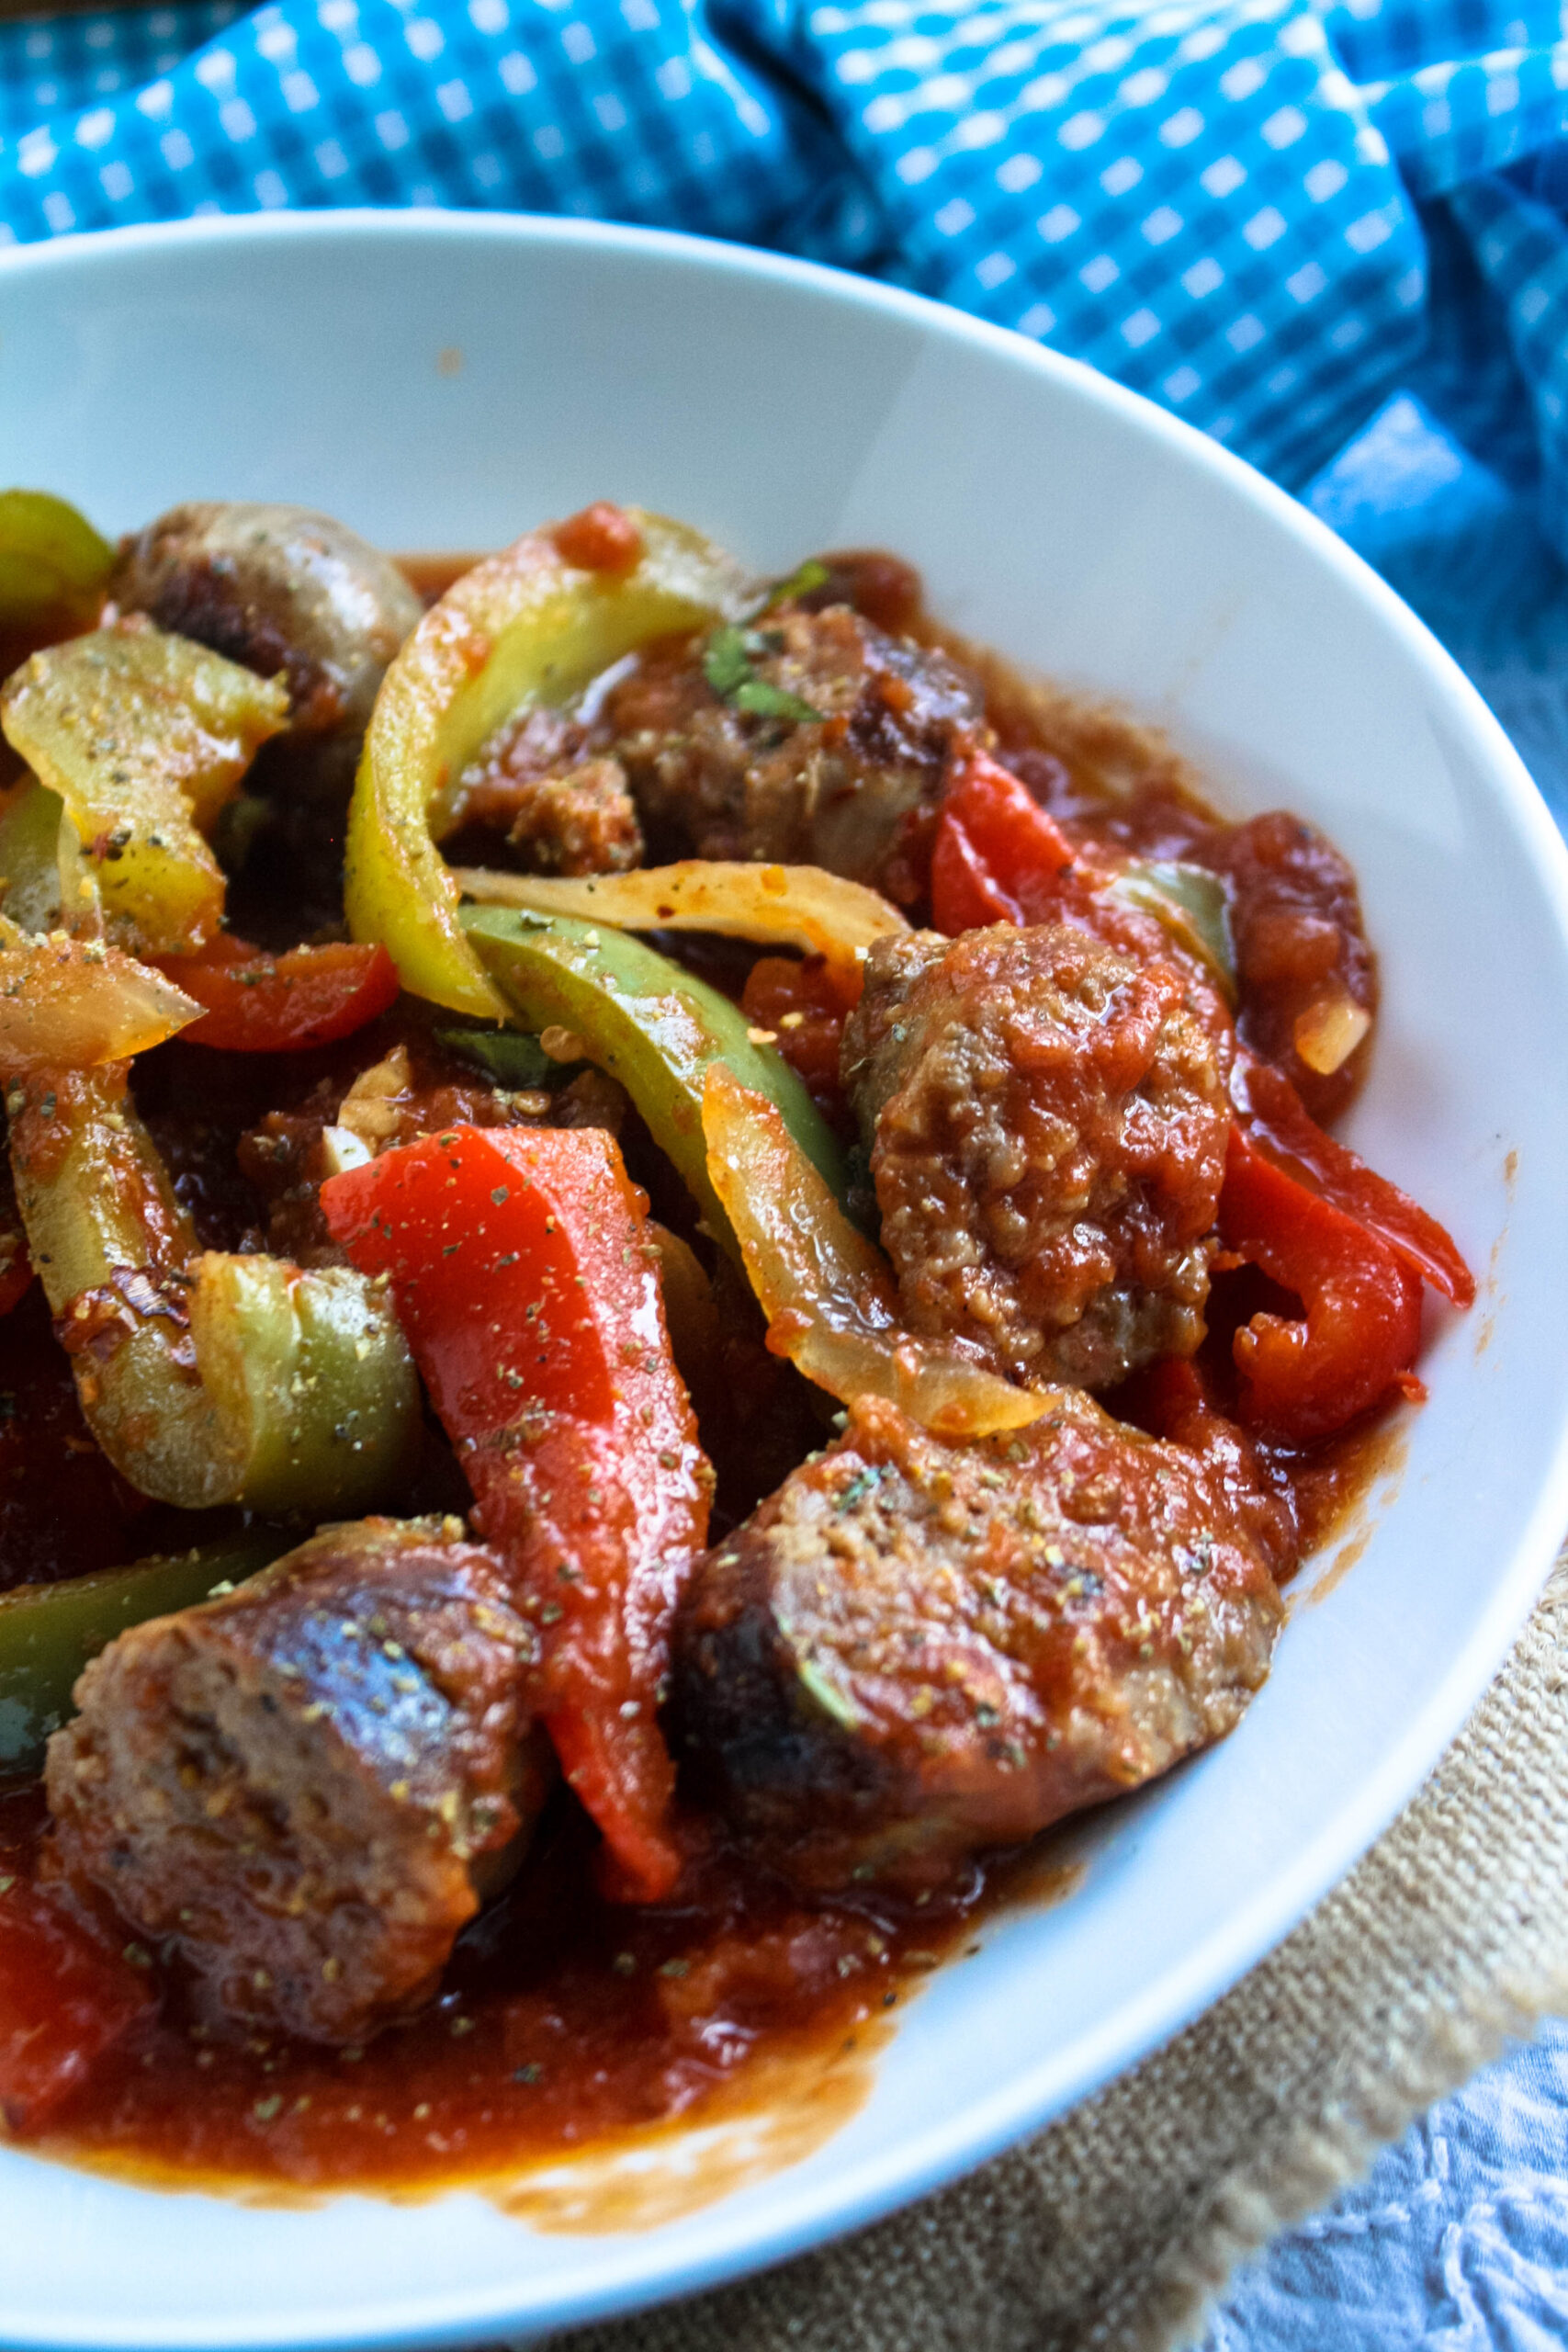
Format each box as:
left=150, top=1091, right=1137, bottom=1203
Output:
left=1219, top=1121, right=1425, bottom=1443
left=0, top=1878, right=153, bottom=2132
left=930, top=749, right=1079, bottom=935
left=1232, top=1054, right=1473, bottom=1307
left=321, top=1123, right=711, bottom=1900
left=150, top=935, right=400, bottom=1052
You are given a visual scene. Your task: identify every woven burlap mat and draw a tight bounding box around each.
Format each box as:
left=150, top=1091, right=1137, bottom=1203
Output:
left=558, top=1545, right=1568, bottom=2352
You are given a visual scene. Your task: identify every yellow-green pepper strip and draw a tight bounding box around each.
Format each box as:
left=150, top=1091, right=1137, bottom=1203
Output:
left=0, top=490, right=114, bottom=639
left=0, top=1530, right=286, bottom=1777
left=188, top=1253, right=420, bottom=1513
left=345, top=510, right=750, bottom=1020
left=1102, top=860, right=1236, bottom=1004
left=9, top=1063, right=420, bottom=1513
left=1, top=622, right=288, bottom=955
left=464, top=906, right=847, bottom=1254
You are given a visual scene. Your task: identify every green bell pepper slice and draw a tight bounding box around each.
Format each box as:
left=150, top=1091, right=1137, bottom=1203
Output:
left=1105, top=858, right=1236, bottom=1004
left=345, top=510, right=749, bottom=1021
left=0, top=490, right=114, bottom=644
left=9, top=1063, right=420, bottom=1514
left=463, top=905, right=847, bottom=1252
left=0, top=1530, right=286, bottom=1778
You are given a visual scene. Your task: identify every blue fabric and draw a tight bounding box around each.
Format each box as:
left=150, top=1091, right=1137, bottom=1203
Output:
left=4, top=0, right=1568, bottom=545
left=1203, top=2018, right=1568, bottom=2351
left=1307, top=388, right=1568, bottom=830
left=0, top=3, right=245, bottom=141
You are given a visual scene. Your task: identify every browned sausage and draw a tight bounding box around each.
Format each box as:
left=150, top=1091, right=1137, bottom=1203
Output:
left=46, top=1516, right=549, bottom=2045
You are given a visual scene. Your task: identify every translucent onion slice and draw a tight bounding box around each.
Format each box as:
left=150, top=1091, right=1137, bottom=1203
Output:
left=0, top=922, right=199, bottom=1072
left=1292, top=987, right=1371, bottom=1076
left=702, top=1061, right=1045, bottom=1437
left=452, top=859, right=908, bottom=998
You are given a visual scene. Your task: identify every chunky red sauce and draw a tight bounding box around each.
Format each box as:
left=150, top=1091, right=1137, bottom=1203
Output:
left=1, top=1367, right=1377, bottom=2199
left=0, top=1782, right=999, bottom=2196
left=0, top=560, right=1413, bottom=2201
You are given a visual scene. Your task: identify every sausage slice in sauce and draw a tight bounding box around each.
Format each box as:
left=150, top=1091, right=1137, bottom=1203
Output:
left=46, top=1517, right=548, bottom=2046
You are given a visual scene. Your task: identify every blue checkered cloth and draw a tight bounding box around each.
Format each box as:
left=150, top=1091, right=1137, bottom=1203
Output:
left=4, top=0, right=1568, bottom=551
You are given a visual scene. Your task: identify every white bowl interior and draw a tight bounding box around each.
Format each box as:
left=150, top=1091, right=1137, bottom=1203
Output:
left=3, top=213, right=1568, bottom=2351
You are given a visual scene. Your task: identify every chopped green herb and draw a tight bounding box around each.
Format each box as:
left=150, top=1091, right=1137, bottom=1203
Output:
left=834, top=1464, right=885, bottom=1514
left=702, top=625, right=821, bottom=724
left=434, top=1027, right=573, bottom=1089
left=796, top=1657, right=863, bottom=1733
left=756, top=557, right=830, bottom=615
left=733, top=678, right=824, bottom=723
left=702, top=623, right=754, bottom=701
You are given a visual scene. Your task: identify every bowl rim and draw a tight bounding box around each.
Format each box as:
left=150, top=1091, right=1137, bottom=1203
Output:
left=5, top=203, right=1568, bottom=2352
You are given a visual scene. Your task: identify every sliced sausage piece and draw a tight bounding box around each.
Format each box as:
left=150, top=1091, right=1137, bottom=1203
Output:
left=841, top=922, right=1229, bottom=1392
left=46, top=1516, right=547, bottom=2046
left=111, top=501, right=423, bottom=748
left=606, top=603, right=981, bottom=898
left=675, top=1394, right=1285, bottom=1894
left=445, top=702, right=645, bottom=876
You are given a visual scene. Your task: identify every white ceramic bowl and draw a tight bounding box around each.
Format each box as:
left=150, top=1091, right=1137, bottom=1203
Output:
left=4, top=210, right=1568, bottom=2352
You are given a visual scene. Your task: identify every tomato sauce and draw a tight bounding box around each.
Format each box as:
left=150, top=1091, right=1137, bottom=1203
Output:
left=0, top=1783, right=996, bottom=2197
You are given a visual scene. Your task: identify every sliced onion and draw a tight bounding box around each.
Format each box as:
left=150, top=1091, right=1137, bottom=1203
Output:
left=452, top=859, right=908, bottom=997
left=702, top=1061, right=1045, bottom=1437
left=0, top=922, right=200, bottom=1072
left=1292, top=988, right=1371, bottom=1076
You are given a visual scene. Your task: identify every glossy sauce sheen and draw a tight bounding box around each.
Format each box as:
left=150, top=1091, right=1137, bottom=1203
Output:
left=0, top=564, right=1399, bottom=2198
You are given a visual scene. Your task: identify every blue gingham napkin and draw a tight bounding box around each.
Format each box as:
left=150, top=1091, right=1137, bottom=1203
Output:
left=6, top=0, right=1568, bottom=554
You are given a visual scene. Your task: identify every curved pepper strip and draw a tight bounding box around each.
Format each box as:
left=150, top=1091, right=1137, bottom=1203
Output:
left=1218, top=1120, right=1425, bottom=1443
left=7, top=1063, right=419, bottom=1512
left=0, top=1529, right=286, bottom=1775
left=321, top=1122, right=712, bottom=1901
left=703, top=1063, right=1048, bottom=1438
left=931, top=750, right=1236, bottom=995
left=0, top=488, right=114, bottom=676
left=463, top=906, right=849, bottom=1250
left=345, top=509, right=748, bottom=1020
left=930, top=748, right=1078, bottom=933
left=452, top=859, right=908, bottom=1002
left=149, top=935, right=400, bottom=1052
left=1232, top=1052, right=1473, bottom=1307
